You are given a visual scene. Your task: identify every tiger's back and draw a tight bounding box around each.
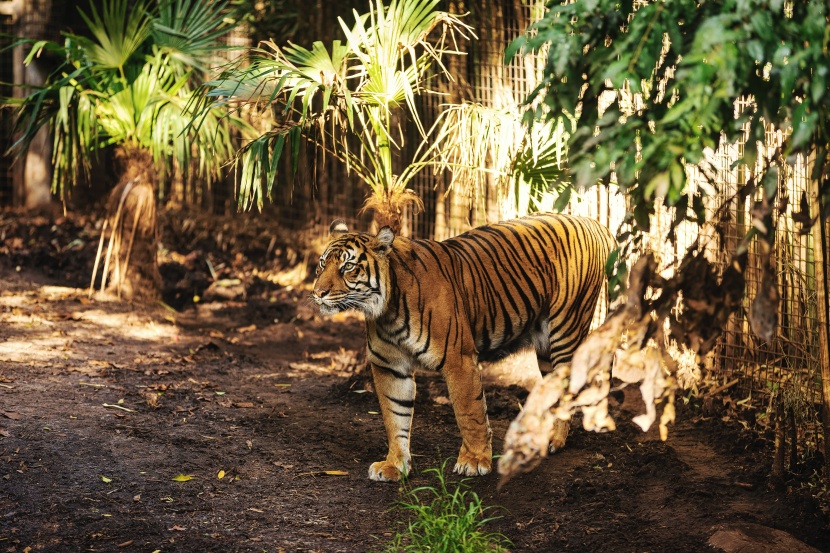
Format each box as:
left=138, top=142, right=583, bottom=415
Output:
left=312, top=213, right=614, bottom=482
left=419, top=212, right=614, bottom=366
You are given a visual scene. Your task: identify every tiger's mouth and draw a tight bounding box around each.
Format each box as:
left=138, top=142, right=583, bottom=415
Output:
left=310, top=293, right=349, bottom=315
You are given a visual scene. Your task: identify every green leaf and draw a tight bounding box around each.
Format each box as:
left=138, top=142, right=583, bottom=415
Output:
left=605, top=247, right=620, bottom=277
left=811, top=68, right=826, bottom=104
left=746, top=40, right=764, bottom=63
left=632, top=202, right=651, bottom=232
left=761, top=167, right=779, bottom=200
left=553, top=187, right=572, bottom=212
left=791, top=108, right=818, bottom=150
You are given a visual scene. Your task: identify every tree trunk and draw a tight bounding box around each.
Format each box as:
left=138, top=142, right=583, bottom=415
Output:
left=23, top=122, right=53, bottom=211
left=91, top=148, right=161, bottom=301
left=23, top=61, right=52, bottom=210
left=11, top=0, right=55, bottom=211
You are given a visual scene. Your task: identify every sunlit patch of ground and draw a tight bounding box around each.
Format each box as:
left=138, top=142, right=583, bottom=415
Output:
left=0, top=280, right=176, bottom=364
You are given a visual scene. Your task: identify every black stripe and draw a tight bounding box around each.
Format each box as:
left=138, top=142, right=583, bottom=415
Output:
left=385, top=395, right=414, bottom=409
left=373, top=364, right=411, bottom=380
left=414, top=310, right=433, bottom=356
left=432, top=319, right=451, bottom=371
left=367, top=341, right=390, bottom=364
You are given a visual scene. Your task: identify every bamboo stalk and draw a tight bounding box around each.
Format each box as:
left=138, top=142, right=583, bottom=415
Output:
left=771, top=399, right=786, bottom=484
left=788, top=407, right=798, bottom=473
left=808, top=166, right=830, bottom=484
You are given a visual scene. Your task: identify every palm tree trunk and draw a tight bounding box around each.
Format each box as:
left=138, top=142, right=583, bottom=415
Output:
left=22, top=55, right=53, bottom=210
left=92, top=148, right=161, bottom=301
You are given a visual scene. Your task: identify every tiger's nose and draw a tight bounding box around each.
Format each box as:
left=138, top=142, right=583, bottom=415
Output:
left=315, top=287, right=329, bottom=299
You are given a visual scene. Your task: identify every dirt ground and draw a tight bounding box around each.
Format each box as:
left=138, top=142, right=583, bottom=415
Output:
left=1, top=212, right=829, bottom=553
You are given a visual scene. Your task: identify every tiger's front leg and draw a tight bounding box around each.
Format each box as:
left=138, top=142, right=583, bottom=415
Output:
left=445, top=354, right=492, bottom=476
left=369, top=362, right=416, bottom=482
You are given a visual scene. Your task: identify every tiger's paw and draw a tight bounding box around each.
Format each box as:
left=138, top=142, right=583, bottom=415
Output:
left=453, top=450, right=492, bottom=477
left=368, top=460, right=408, bottom=482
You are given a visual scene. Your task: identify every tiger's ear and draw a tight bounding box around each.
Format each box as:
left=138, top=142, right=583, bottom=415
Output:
left=329, top=219, right=349, bottom=238
left=375, top=226, right=395, bottom=252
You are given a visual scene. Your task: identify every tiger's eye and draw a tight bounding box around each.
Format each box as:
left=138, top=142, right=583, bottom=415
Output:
left=343, top=262, right=356, bottom=272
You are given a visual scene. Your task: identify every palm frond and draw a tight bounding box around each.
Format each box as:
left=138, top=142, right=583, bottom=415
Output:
left=152, top=0, right=232, bottom=74
left=5, top=0, right=242, bottom=203
left=512, top=118, right=571, bottom=213
left=420, top=102, right=571, bottom=215
left=75, top=0, right=152, bottom=71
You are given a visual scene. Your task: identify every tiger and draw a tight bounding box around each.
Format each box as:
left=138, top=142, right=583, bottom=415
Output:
left=311, top=213, right=615, bottom=482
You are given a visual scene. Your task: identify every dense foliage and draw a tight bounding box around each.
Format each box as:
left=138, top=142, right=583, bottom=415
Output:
left=5, top=0, right=239, bottom=200
left=509, top=0, right=829, bottom=259
left=193, top=0, right=471, bottom=231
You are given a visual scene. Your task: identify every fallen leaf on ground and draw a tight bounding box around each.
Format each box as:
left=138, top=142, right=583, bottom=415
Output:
left=102, top=475, right=112, bottom=483
left=2, top=411, right=22, bottom=420
left=237, top=324, right=257, bottom=333
left=57, top=312, right=84, bottom=321
left=217, top=470, right=225, bottom=479
left=102, top=403, right=135, bottom=413
left=117, top=540, right=134, bottom=548
left=169, top=525, right=186, bottom=531
left=172, top=474, right=194, bottom=482
left=323, top=470, right=348, bottom=476
left=234, top=402, right=255, bottom=408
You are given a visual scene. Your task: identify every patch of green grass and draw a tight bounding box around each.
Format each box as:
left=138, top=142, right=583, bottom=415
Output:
left=381, top=461, right=512, bottom=553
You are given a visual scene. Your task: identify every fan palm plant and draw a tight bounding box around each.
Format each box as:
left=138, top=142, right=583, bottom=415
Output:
left=194, top=0, right=473, bottom=233
left=5, top=0, right=240, bottom=298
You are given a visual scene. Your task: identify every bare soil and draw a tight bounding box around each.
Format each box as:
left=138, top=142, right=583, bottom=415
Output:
left=1, top=212, right=829, bottom=553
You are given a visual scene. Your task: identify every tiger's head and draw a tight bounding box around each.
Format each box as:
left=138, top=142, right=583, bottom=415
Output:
left=311, top=220, right=395, bottom=320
